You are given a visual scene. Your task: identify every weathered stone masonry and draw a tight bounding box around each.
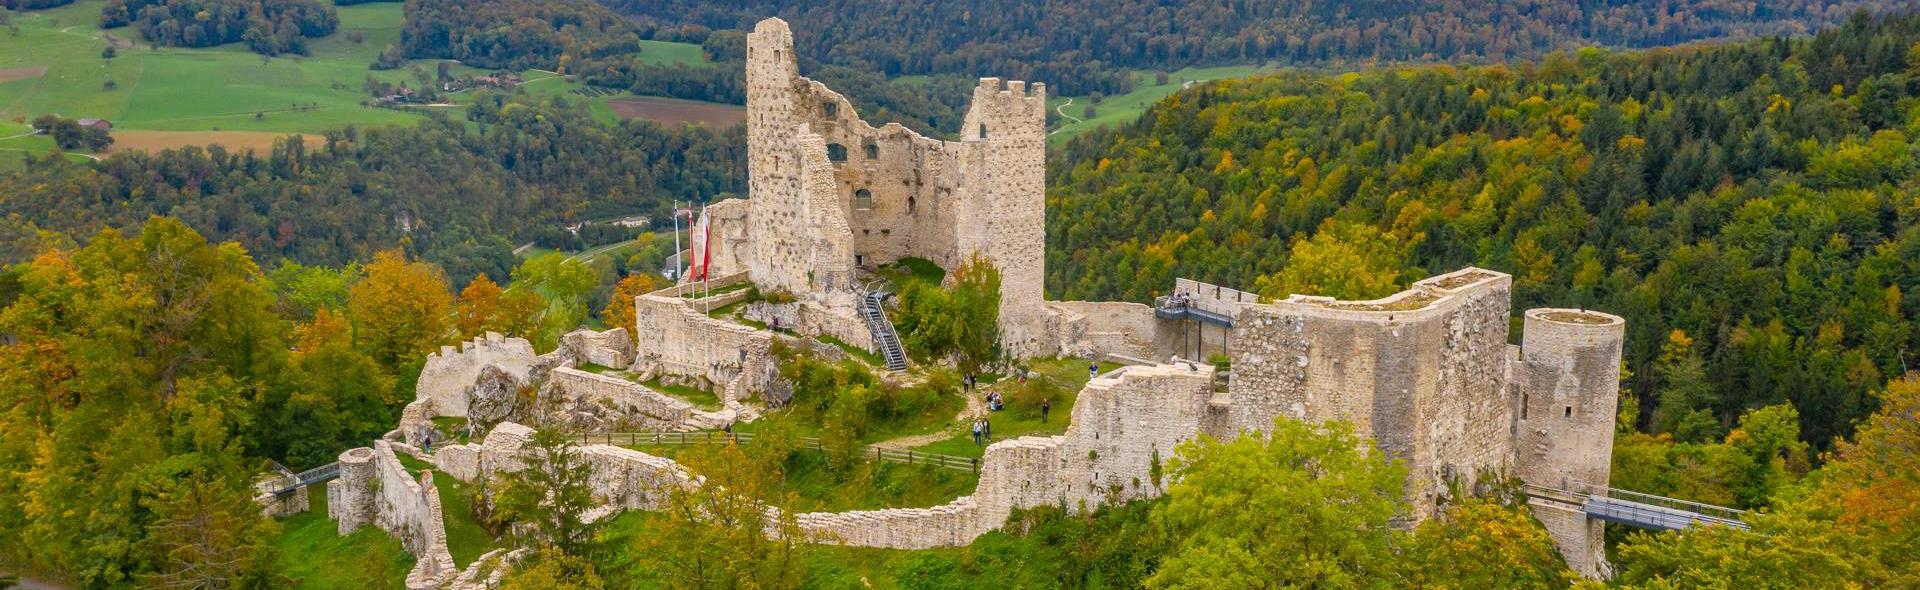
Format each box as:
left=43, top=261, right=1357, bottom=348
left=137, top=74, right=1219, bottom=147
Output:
left=722, top=17, right=1052, bottom=356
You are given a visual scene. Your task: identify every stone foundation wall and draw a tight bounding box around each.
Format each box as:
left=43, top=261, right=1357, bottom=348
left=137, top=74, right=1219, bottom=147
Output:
left=1046, top=301, right=1164, bottom=361
left=549, top=368, right=741, bottom=430
left=561, top=327, right=634, bottom=370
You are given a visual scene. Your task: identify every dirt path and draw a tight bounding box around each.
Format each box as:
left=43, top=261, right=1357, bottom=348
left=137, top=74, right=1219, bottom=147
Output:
left=1050, top=98, right=1084, bottom=136
left=870, top=431, right=952, bottom=450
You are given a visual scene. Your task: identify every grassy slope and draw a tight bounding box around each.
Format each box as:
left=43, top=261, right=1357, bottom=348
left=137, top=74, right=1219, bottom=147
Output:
left=395, top=454, right=498, bottom=568
left=915, top=358, right=1120, bottom=458
left=634, top=39, right=709, bottom=66
left=1045, top=65, right=1272, bottom=144
left=273, top=490, right=416, bottom=589
left=0, top=1, right=423, bottom=133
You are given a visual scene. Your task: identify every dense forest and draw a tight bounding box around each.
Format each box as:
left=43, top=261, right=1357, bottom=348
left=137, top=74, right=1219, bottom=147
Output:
left=394, top=0, right=639, bottom=71
left=1047, top=12, right=1920, bottom=452
left=597, top=0, right=1912, bottom=96
left=0, top=93, right=744, bottom=284
left=100, top=0, right=338, bottom=55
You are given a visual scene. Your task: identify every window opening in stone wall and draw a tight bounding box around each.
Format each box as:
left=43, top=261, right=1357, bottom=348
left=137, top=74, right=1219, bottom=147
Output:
left=1564, top=406, right=1572, bottom=418
left=864, top=143, right=878, bottom=159
left=1520, top=391, right=1528, bottom=419
left=827, top=143, right=848, bottom=162
left=978, top=123, right=988, bottom=139
left=824, top=101, right=838, bottom=117
left=907, top=196, right=916, bottom=214
left=854, top=189, right=873, bottom=209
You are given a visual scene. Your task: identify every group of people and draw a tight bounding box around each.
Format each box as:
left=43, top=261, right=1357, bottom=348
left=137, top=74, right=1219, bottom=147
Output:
left=971, top=415, right=993, bottom=445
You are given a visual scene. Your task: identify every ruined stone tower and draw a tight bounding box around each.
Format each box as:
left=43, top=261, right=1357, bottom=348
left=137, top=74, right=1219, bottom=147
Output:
left=1513, top=308, right=1626, bottom=577
left=740, top=18, right=1051, bottom=355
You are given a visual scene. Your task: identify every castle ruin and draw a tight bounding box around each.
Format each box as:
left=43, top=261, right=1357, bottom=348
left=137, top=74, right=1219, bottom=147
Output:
left=291, top=17, right=1632, bottom=582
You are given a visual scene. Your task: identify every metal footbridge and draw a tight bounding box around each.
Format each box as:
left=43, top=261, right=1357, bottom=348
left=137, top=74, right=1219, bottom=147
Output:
left=1525, top=482, right=1750, bottom=532
left=1154, top=295, right=1237, bottom=328
left=268, top=462, right=341, bottom=496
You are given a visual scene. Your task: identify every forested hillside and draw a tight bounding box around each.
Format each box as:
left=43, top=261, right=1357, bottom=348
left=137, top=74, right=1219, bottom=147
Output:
left=100, top=0, right=339, bottom=55
left=599, top=0, right=1910, bottom=96
left=0, top=93, right=744, bottom=283
left=393, top=0, right=638, bottom=70
left=1047, top=12, right=1920, bottom=450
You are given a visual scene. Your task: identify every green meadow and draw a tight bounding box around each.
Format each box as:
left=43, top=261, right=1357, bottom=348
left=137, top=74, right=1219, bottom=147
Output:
left=1045, top=65, right=1273, bottom=143
left=0, top=1, right=431, bottom=134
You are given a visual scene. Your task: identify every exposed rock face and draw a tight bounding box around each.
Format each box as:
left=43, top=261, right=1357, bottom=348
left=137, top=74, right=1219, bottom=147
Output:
left=464, top=364, right=528, bottom=432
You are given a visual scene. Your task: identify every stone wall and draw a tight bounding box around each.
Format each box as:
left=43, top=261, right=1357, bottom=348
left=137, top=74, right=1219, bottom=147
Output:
left=632, top=281, right=777, bottom=401
left=560, top=327, right=634, bottom=370
left=1226, top=268, right=1515, bottom=518
left=327, top=443, right=456, bottom=590
left=1514, top=308, right=1625, bottom=577
left=793, top=362, right=1213, bottom=549
left=415, top=332, right=538, bottom=418
left=545, top=367, right=739, bottom=431
left=1046, top=301, right=1169, bottom=361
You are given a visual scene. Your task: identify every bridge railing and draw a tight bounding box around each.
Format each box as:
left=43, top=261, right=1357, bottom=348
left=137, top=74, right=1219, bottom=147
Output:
left=1574, top=482, right=1749, bottom=524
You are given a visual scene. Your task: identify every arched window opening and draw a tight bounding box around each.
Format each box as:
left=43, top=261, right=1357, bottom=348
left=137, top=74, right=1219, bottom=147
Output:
left=907, top=196, right=916, bottom=214
left=854, top=189, right=873, bottom=209
left=826, top=143, right=848, bottom=162
left=864, top=143, right=878, bottom=159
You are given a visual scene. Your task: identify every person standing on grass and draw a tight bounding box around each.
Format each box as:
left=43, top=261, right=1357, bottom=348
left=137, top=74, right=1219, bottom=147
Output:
left=983, top=416, right=992, bottom=442
left=1089, top=361, right=1099, bottom=379
left=1041, top=398, right=1051, bottom=423
left=972, top=418, right=984, bottom=446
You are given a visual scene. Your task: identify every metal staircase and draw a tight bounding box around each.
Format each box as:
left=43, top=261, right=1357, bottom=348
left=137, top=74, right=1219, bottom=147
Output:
left=860, top=290, right=909, bottom=371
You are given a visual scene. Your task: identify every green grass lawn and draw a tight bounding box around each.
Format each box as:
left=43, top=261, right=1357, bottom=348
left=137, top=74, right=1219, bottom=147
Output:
left=634, top=40, right=709, bottom=66
left=778, top=448, right=977, bottom=512
left=395, top=454, right=499, bottom=568
left=876, top=256, right=945, bottom=289
left=272, top=489, right=415, bottom=589
left=818, top=334, right=887, bottom=368
left=645, top=377, right=722, bottom=410
left=914, top=358, right=1119, bottom=458
left=1046, top=65, right=1273, bottom=143
left=0, top=1, right=430, bottom=134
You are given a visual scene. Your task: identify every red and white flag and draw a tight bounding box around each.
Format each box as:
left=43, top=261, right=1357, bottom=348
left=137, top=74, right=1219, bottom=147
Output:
left=688, top=205, right=712, bottom=281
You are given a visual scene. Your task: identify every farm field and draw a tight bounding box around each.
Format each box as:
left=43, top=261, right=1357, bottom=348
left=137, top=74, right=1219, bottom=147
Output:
left=606, top=95, right=746, bottom=126
left=1044, top=65, right=1274, bottom=143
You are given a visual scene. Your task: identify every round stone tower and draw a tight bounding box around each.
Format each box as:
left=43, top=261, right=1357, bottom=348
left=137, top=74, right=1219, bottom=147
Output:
left=328, top=447, right=377, bottom=535
left=1515, top=307, right=1625, bottom=578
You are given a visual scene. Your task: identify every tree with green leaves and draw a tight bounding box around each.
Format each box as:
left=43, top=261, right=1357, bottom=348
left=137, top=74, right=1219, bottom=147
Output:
left=494, top=425, right=602, bottom=557
left=510, top=253, right=599, bottom=351
left=1254, top=219, right=1413, bottom=301
left=1147, top=418, right=1406, bottom=589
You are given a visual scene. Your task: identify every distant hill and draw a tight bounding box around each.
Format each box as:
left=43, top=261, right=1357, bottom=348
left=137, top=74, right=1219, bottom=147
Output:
left=597, top=0, right=1912, bottom=95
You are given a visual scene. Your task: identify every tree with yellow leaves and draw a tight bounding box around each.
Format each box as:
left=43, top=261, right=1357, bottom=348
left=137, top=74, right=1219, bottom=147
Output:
left=348, top=249, right=453, bottom=370
left=600, top=273, right=660, bottom=338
